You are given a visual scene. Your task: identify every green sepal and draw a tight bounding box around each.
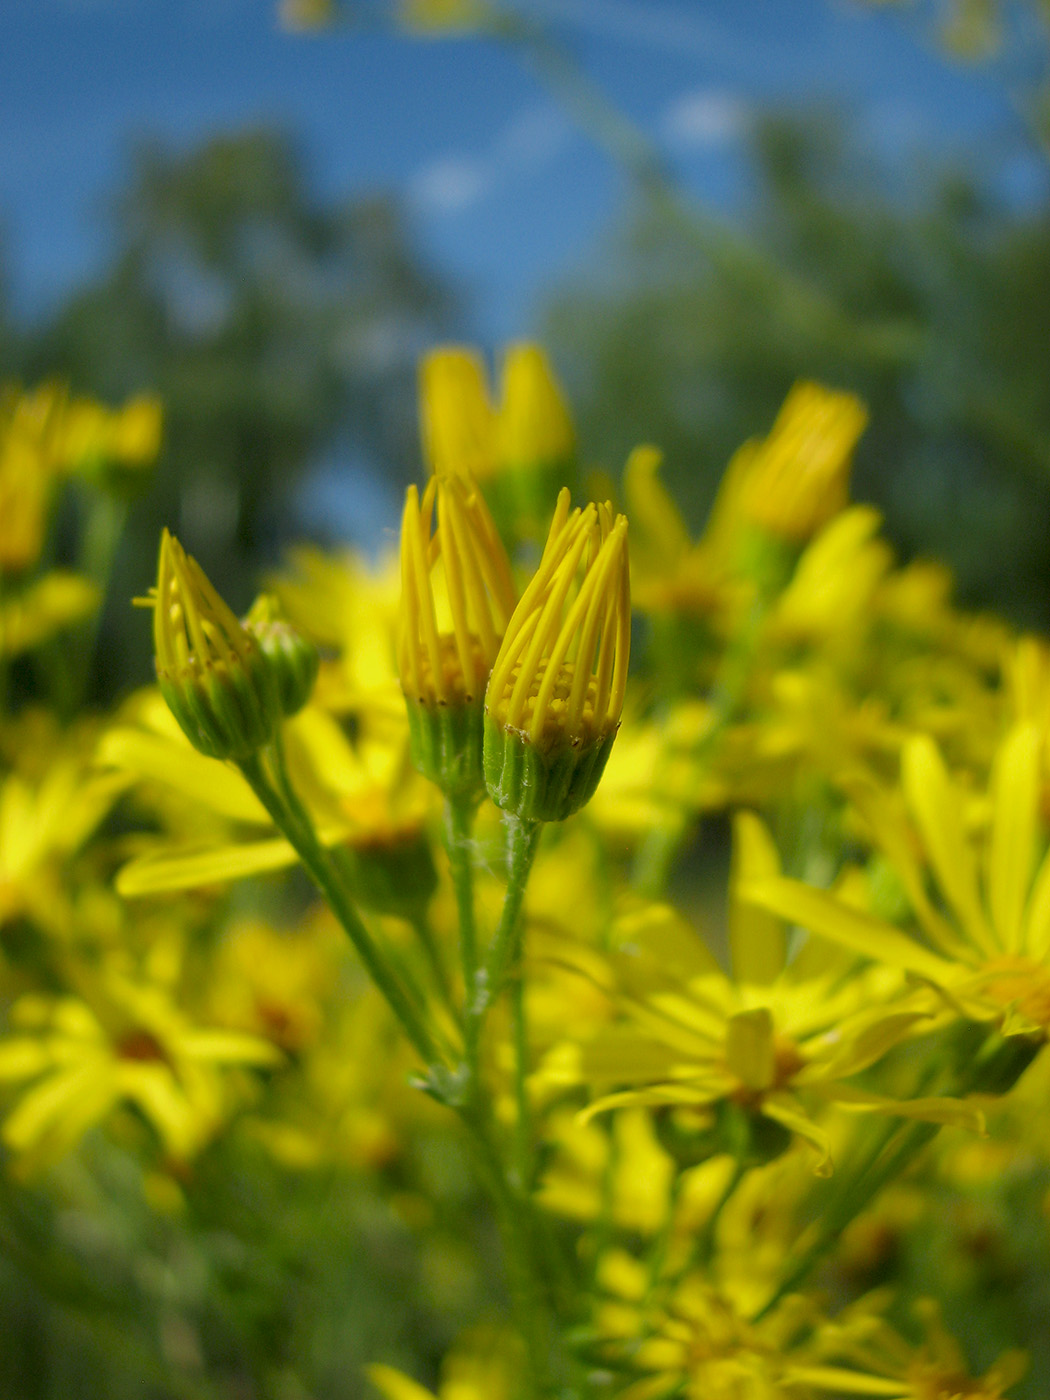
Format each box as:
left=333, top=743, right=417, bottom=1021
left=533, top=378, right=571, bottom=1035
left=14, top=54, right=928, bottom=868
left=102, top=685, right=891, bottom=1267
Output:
left=405, top=696, right=485, bottom=800
left=483, top=713, right=616, bottom=823
left=655, top=1099, right=792, bottom=1171
left=157, top=645, right=280, bottom=762
left=244, top=598, right=320, bottom=717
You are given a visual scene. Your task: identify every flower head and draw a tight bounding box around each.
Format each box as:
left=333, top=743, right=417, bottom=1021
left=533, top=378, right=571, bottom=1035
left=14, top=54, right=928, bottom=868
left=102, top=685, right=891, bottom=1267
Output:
left=398, top=470, right=515, bottom=793
left=497, top=343, right=575, bottom=475
left=419, top=347, right=495, bottom=481
left=483, top=489, right=630, bottom=821
left=742, top=381, right=868, bottom=543
left=149, top=529, right=280, bottom=760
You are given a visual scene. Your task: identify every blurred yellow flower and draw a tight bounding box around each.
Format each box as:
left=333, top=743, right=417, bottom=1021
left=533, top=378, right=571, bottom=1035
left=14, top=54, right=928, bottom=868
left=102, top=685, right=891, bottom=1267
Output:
left=744, top=722, right=1050, bottom=1039
left=0, top=966, right=280, bottom=1172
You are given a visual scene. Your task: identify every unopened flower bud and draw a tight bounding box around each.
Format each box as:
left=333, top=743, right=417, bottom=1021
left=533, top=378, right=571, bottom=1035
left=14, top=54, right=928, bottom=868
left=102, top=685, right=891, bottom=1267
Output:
left=243, top=594, right=319, bottom=718
left=148, top=529, right=280, bottom=760
left=484, top=489, right=630, bottom=823
left=398, top=470, right=516, bottom=798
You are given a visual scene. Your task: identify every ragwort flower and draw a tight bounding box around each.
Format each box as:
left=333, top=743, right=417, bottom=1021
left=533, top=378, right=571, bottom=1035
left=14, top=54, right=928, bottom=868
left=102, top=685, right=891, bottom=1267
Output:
left=398, top=468, right=516, bottom=795
left=148, top=529, right=280, bottom=760
left=484, top=488, right=630, bottom=821
left=743, top=722, right=1050, bottom=1044
left=554, top=815, right=981, bottom=1176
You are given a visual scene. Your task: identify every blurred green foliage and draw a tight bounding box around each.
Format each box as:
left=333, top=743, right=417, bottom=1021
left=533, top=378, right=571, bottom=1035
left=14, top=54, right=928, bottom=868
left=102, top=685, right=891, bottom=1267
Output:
left=10, top=129, right=455, bottom=699
left=545, top=111, right=1050, bottom=626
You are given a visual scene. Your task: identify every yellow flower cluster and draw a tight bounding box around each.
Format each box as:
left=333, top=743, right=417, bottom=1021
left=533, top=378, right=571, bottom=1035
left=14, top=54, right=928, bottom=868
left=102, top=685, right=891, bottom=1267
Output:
left=4, top=350, right=1048, bottom=1398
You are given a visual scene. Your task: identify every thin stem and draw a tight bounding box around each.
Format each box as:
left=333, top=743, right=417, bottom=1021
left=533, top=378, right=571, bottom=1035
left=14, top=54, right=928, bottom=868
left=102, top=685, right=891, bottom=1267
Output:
left=408, top=907, right=458, bottom=1022
left=457, top=1100, right=555, bottom=1399
left=753, top=1119, right=938, bottom=1322
left=483, top=816, right=542, bottom=1195
left=445, top=794, right=481, bottom=1073
left=238, top=750, right=442, bottom=1069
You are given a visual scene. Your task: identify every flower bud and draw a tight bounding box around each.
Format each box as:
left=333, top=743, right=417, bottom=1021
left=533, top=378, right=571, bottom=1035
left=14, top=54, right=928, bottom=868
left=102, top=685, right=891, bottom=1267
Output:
left=484, top=490, right=630, bottom=822
left=243, top=594, right=319, bottom=718
left=741, top=381, right=867, bottom=544
left=149, top=529, right=280, bottom=760
left=398, top=470, right=516, bottom=798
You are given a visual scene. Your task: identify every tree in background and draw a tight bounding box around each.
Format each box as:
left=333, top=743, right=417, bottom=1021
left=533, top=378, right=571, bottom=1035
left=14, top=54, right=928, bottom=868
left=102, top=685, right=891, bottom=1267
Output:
left=17, top=129, right=454, bottom=695
left=545, top=110, right=1050, bottom=626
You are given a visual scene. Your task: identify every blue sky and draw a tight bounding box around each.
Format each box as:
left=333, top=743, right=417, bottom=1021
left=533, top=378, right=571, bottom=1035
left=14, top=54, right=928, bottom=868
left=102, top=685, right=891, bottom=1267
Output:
left=0, top=0, right=1041, bottom=345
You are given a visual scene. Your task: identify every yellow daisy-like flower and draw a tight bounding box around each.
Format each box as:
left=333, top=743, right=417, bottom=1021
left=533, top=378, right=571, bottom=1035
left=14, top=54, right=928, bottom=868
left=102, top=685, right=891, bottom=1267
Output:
left=741, top=380, right=868, bottom=544
left=743, top=721, right=1050, bottom=1041
left=553, top=814, right=981, bottom=1176
left=0, top=381, right=68, bottom=573
left=0, top=965, right=280, bottom=1173
left=584, top=1251, right=1017, bottom=1400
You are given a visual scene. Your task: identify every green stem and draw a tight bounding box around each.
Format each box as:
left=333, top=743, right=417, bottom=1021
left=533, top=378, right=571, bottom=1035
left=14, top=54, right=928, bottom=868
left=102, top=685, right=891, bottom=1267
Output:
left=238, top=751, right=442, bottom=1069
left=408, top=907, right=458, bottom=1021
left=445, top=794, right=481, bottom=1073
left=753, top=1117, right=938, bottom=1323
left=457, top=1102, right=555, bottom=1399
left=483, top=816, right=542, bottom=1194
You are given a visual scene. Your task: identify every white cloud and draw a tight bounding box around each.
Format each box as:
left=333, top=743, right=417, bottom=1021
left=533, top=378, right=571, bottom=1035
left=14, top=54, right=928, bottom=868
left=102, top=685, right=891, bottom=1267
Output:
left=408, top=101, right=570, bottom=218
left=662, top=90, right=747, bottom=150
left=408, top=155, right=492, bottom=215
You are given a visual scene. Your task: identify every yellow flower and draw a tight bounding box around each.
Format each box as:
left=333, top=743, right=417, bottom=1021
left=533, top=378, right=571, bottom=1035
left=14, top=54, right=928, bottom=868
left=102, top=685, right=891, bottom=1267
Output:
left=497, top=342, right=575, bottom=475
left=743, top=722, right=1050, bottom=1040
left=0, top=381, right=68, bottom=573
left=148, top=529, right=280, bottom=760
left=805, top=1295, right=1026, bottom=1400
left=0, top=964, right=280, bottom=1172
left=398, top=471, right=516, bottom=709
left=398, top=468, right=517, bottom=794
left=419, top=346, right=495, bottom=481
left=0, top=723, right=130, bottom=936
left=105, top=691, right=431, bottom=899
left=61, top=393, right=163, bottom=475
left=483, top=489, right=630, bottom=820
left=0, top=571, right=100, bottom=659
left=557, top=815, right=981, bottom=1177
left=397, top=0, right=492, bottom=35
left=419, top=343, right=576, bottom=532
left=742, top=380, right=868, bottom=543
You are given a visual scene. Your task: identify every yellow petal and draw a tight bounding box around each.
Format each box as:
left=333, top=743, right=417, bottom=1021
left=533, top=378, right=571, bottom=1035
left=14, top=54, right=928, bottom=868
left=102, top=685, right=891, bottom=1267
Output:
left=98, top=727, right=269, bottom=823
left=577, top=1080, right=728, bottom=1124
left=1024, top=840, right=1050, bottom=959
left=622, top=444, right=690, bottom=564
left=367, top=1364, right=438, bottom=1400
left=741, top=877, right=954, bottom=982
left=115, top=838, right=302, bottom=896
left=801, top=1011, right=933, bottom=1083
left=3, top=1060, right=115, bottom=1155
left=902, top=735, right=995, bottom=956
left=760, top=1093, right=833, bottom=1176
left=0, top=1039, right=53, bottom=1081
left=819, top=1083, right=985, bottom=1133
left=177, top=1031, right=284, bottom=1066
left=988, top=722, right=1041, bottom=953
left=117, top=1064, right=200, bottom=1158
left=784, top=1367, right=906, bottom=1396
left=725, top=1006, right=775, bottom=1090
left=729, top=811, right=786, bottom=985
